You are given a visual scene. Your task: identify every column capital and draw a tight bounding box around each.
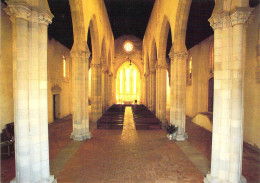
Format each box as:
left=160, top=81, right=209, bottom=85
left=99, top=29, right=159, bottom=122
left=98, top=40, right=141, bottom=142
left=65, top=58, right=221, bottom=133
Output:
left=209, top=13, right=223, bottom=30
left=155, top=63, right=168, bottom=69
left=71, top=43, right=91, bottom=58
left=102, top=68, right=109, bottom=74
left=5, top=2, right=31, bottom=21
left=173, top=52, right=188, bottom=61
left=144, top=72, right=149, bottom=77
left=108, top=72, right=113, bottom=77
left=91, top=63, right=101, bottom=68
left=223, top=13, right=232, bottom=28
left=38, top=11, right=54, bottom=25
left=231, top=8, right=252, bottom=26
left=150, top=70, right=156, bottom=74
left=168, top=47, right=174, bottom=60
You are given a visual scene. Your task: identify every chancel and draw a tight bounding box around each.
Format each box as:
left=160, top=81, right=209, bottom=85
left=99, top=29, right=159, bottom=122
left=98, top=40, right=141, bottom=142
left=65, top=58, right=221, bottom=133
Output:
left=1, top=0, right=260, bottom=183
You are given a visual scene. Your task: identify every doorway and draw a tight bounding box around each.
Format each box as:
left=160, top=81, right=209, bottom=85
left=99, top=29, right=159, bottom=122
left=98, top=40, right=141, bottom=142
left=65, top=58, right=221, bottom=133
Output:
left=53, top=94, right=60, bottom=120
left=208, top=77, right=214, bottom=112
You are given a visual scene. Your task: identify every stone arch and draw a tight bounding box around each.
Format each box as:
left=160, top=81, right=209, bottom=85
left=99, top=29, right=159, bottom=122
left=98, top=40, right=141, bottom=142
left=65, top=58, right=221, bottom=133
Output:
left=173, top=0, right=192, bottom=53
left=149, top=38, right=157, bottom=71
left=158, top=15, right=172, bottom=63
left=107, top=49, right=112, bottom=72
left=100, top=37, right=107, bottom=70
left=69, top=0, right=86, bottom=44
left=88, top=15, right=100, bottom=63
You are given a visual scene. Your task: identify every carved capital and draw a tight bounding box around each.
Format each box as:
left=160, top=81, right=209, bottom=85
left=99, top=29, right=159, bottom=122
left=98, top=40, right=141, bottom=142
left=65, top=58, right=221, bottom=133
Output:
left=209, top=14, right=223, bottom=30
left=29, top=10, right=39, bottom=23
left=91, top=63, right=101, bottom=68
left=168, top=47, right=174, bottom=60
left=223, top=13, right=232, bottom=28
left=231, top=9, right=251, bottom=26
left=71, top=43, right=90, bottom=59
left=144, top=73, right=150, bottom=77
left=102, top=68, right=109, bottom=74
left=39, top=11, right=54, bottom=25
left=173, top=52, right=188, bottom=61
left=155, top=63, right=168, bottom=69
left=5, top=2, right=31, bottom=21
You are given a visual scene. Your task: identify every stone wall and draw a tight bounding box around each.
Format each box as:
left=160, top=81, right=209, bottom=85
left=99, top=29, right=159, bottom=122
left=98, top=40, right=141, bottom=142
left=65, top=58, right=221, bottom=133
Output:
left=244, top=5, right=260, bottom=149
left=0, top=3, right=14, bottom=130
left=0, top=3, right=72, bottom=130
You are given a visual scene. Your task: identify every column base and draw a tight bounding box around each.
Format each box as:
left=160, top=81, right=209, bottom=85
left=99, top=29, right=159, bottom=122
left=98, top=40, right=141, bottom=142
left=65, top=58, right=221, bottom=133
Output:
left=176, top=132, right=188, bottom=141
left=11, top=175, right=57, bottom=183
left=204, top=173, right=247, bottom=183
left=70, top=132, right=91, bottom=141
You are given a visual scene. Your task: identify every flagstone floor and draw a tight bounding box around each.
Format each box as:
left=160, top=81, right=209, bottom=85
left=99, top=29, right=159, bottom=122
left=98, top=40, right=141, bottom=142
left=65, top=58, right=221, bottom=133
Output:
left=1, top=107, right=259, bottom=183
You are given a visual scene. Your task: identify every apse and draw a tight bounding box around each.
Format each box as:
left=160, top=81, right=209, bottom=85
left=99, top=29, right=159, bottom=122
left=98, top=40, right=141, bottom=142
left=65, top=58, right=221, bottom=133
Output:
left=116, top=61, right=140, bottom=104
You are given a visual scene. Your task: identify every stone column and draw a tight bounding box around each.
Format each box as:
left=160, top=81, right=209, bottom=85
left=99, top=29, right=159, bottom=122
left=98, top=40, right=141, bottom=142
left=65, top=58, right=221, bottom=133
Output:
left=156, top=64, right=167, bottom=122
left=256, top=23, right=260, bottom=83
left=5, top=1, right=56, bottom=182
left=204, top=9, right=251, bottom=182
left=155, top=67, right=159, bottom=117
left=91, top=63, right=102, bottom=123
left=204, top=14, right=223, bottom=183
left=101, top=67, right=106, bottom=113
left=108, top=72, right=113, bottom=106
left=144, top=73, right=149, bottom=106
left=38, top=10, right=56, bottom=182
left=147, top=73, right=151, bottom=110
left=229, top=9, right=251, bottom=183
left=169, top=52, right=188, bottom=141
left=150, top=70, right=156, bottom=113
left=70, top=44, right=91, bottom=141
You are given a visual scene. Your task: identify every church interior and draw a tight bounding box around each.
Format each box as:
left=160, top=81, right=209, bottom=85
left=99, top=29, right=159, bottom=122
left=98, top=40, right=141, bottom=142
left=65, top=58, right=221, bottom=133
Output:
left=1, top=0, right=260, bottom=182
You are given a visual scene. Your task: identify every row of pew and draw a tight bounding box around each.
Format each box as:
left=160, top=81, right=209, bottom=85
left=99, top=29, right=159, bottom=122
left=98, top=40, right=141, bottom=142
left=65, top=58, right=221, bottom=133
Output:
left=132, top=105, right=162, bottom=130
left=97, top=105, right=126, bottom=129
left=1, top=122, right=14, bottom=158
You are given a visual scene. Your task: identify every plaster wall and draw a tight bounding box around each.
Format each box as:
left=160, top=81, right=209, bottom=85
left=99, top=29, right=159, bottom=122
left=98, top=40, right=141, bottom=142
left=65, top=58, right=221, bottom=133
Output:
left=47, top=38, right=72, bottom=123
left=0, top=3, right=72, bottom=129
left=244, top=5, right=260, bottom=148
left=186, top=6, right=260, bottom=148
left=186, top=36, right=214, bottom=117
left=114, top=35, right=143, bottom=76
left=0, top=3, right=14, bottom=130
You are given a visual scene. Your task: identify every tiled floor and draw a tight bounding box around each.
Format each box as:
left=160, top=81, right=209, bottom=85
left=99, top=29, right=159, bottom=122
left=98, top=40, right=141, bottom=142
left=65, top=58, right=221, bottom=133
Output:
left=1, top=107, right=260, bottom=183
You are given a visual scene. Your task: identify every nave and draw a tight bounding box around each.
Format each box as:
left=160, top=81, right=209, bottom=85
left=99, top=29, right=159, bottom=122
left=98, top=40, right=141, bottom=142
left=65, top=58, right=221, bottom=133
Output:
left=2, top=107, right=259, bottom=183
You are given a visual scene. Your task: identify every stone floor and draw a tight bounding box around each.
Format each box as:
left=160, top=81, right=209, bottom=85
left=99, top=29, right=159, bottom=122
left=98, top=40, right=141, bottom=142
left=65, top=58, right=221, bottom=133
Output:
left=1, top=107, right=260, bottom=183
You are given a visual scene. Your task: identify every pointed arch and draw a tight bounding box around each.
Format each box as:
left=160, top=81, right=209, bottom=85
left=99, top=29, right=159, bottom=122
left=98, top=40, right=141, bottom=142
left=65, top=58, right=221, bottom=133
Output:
left=100, top=37, right=107, bottom=69
left=149, top=38, right=158, bottom=71
left=158, top=15, right=172, bottom=63
left=88, top=14, right=100, bottom=63
left=173, top=0, right=191, bottom=53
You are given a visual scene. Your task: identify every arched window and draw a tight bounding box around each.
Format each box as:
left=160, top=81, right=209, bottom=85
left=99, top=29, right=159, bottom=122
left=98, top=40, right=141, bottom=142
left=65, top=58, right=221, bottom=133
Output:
left=187, top=55, right=192, bottom=86
left=63, top=56, right=66, bottom=77
left=63, top=55, right=70, bottom=82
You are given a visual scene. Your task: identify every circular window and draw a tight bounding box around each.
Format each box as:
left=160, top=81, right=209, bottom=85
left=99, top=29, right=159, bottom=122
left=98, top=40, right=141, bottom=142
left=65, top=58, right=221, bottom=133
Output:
left=123, top=41, right=134, bottom=53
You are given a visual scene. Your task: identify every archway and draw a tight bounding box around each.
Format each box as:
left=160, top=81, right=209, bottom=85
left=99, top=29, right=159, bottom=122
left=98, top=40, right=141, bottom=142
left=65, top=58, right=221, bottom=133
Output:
left=116, top=61, right=140, bottom=104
